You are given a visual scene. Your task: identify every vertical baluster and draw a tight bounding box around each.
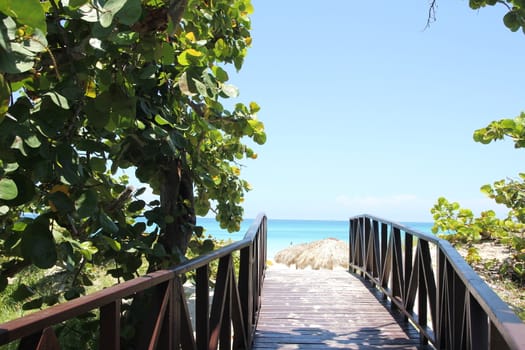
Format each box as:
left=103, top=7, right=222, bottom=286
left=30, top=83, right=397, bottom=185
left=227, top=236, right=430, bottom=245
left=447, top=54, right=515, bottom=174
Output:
left=364, top=218, right=371, bottom=280
left=219, top=259, right=232, bottom=350
left=380, top=222, right=389, bottom=292
left=196, top=265, right=210, bottom=350
left=371, top=219, right=380, bottom=280
left=209, top=255, right=231, bottom=350
left=417, top=243, right=428, bottom=345
left=100, top=300, right=121, bottom=350
left=468, top=294, right=488, bottom=349
left=404, top=232, right=413, bottom=319
left=239, top=245, right=253, bottom=343
left=392, top=227, right=403, bottom=308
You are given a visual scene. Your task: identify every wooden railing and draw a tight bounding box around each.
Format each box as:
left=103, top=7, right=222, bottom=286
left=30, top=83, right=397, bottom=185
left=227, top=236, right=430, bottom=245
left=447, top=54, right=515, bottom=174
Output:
left=0, top=213, right=267, bottom=350
left=349, top=214, right=525, bottom=350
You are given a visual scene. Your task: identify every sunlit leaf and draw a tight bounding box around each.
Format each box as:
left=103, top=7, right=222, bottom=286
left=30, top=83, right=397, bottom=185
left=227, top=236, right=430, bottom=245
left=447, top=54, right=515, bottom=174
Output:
left=102, top=235, right=121, bottom=251
left=0, top=0, right=47, bottom=33
left=44, top=91, right=70, bottom=109
left=0, top=178, right=17, bottom=200
left=4, top=173, right=34, bottom=205
left=212, top=65, right=229, bottom=82
left=24, top=134, right=41, bottom=148
left=178, top=71, right=196, bottom=96
left=78, top=241, right=98, bottom=260
left=221, top=84, right=238, bottom=98
left=0, top=205, right=8, bottom=215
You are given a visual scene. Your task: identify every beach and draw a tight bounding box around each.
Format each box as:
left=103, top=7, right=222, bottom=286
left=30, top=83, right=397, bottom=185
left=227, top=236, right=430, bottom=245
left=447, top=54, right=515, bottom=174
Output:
left=198, top=218, right=434, bottom=260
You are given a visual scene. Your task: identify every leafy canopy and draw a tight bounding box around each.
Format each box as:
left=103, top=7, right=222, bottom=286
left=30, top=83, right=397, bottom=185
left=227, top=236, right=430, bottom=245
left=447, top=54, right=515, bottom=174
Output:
left=0, top=0, right=265, bottom=306
left=431, top=1, right=525, bottom=287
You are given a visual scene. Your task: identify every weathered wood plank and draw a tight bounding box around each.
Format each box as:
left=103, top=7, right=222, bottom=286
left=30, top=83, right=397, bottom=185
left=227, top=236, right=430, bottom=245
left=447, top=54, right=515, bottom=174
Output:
left=253, top=268, right=429, bottom=349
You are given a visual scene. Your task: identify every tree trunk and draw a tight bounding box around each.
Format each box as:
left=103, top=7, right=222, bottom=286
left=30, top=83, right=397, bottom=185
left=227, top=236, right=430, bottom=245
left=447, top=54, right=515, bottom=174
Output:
left=129, top=158, right=196, bottom=348
left=158, top=158, right=195, bottom=260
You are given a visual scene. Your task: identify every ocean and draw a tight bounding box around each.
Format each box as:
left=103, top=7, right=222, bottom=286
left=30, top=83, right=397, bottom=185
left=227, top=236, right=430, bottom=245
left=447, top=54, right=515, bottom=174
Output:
left=197, top=218, right=434, bottom=259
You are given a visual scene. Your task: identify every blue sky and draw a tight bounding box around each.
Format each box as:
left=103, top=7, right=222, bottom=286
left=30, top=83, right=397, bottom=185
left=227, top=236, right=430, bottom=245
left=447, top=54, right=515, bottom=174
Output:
left=227, top=1, right=525, bottom=222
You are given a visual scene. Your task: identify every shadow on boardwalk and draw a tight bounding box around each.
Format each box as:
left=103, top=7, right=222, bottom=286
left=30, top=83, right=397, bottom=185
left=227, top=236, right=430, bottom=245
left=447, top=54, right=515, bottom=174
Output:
left=254, top=326, right=427, bottom=349
left=252, top=268, right=431, bottom=349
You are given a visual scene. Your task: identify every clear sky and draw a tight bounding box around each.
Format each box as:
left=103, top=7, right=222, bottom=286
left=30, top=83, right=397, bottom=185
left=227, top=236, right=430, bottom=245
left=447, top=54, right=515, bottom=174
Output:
left=226, top=1, right=525, bottom=222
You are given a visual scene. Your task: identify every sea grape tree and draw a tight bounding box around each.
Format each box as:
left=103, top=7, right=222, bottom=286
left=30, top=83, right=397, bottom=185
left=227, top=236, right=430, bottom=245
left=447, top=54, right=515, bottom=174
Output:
left=431, top=1, right=525, bottom=286
left=0, top=0, right=265, bottom=301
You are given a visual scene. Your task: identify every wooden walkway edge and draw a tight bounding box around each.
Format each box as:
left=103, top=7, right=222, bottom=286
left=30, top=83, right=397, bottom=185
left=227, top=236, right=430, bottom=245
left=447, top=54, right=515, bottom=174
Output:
left=253, top=268, right=429, bottom=349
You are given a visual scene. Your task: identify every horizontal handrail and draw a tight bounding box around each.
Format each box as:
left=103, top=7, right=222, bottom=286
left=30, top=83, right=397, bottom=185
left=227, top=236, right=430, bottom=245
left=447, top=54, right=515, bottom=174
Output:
left=349, top=214, right=525, bottom=350
left=0, top=213, right=267, bottom=349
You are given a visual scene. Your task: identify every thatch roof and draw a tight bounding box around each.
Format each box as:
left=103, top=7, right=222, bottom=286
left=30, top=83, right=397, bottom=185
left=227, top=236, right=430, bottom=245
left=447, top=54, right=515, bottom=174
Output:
left=274, top=238, right=349, bottom=270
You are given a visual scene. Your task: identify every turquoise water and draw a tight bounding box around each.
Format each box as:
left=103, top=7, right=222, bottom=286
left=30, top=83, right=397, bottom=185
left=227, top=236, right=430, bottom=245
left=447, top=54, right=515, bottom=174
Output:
left=197, top=218, right=434, bottom=259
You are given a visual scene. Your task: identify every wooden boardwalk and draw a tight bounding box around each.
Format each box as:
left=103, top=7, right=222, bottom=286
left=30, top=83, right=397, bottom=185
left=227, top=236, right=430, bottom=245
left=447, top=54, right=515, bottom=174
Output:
left=253, top=268, right=429, bottom=349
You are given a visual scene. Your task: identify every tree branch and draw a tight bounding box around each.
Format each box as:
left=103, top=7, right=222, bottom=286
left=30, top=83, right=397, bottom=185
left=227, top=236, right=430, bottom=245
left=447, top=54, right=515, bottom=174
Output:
left=426, top=0, right=437, bottom=29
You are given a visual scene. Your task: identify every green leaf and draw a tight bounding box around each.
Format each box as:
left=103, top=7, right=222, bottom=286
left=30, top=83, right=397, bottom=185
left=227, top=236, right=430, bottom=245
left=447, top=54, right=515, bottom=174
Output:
left=103, top=0, right=128, bottom=14
left=24, top=134, right=41, bottom=148
left=221, top=84, right=239, bottom=98
left=11, top=283, right=35, bottom=301
left=22, top=297, right=43, bottom=310
left=78, top=241, right=98, bottom=260
left=44, top=91, right=70, bottom=109
left=480, top=184, right=492, bottom=196
left=99, top=0, right=129, bottom=28
left=67, top=0, right=88, bottom=9
left=500, top=119, right=516, bottom=129
left=127, top=199, right=145, bottom=212
left=0, top=74, right=9, bottom=119
left=21, top=217, right=57, bottom=269
left=76, top=189, right=98, bottom=218
left=99, top=212, right=119, bottom=234
left=249, top=101, right=260, bottom=113
left=99, top=11, right=114, bottom=28
left=178, top=71, right=197, bottom=96
left=112, top=31, right=138, bottom=45
left=212, top=65, right=229, bottom=82
left=115, top=0, right=142, bottom=25
left=0, top=0, right=47, bottom=33
left=177, top=49, right=203, bottom=66
left=503, top=11, right=521, bottom=32
left=160, top=42, right=174, bottom=65
left=154, top=114, right=172, bottom=126
left=89, top=157, right=107, bottom=172
left=4, top=173, right=35, bottom=206
left=0, top=205, right=8, bottom=215
left=101, top=235, right=121, bottom=252
left=48, top=191, right=75, bottom=213
left=0, top=177, right=17, bottom=200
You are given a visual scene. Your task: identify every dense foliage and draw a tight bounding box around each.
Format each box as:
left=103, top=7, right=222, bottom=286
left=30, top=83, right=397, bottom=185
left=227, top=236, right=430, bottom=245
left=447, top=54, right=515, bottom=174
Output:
left=0, top=0, right=264, bottom=312
left=431, top=1, right=525, bottom=287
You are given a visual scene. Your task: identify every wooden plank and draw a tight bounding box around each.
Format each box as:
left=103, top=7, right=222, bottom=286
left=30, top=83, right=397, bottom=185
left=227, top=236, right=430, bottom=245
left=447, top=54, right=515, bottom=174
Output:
left=253, top=268, right=429, bottom=349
